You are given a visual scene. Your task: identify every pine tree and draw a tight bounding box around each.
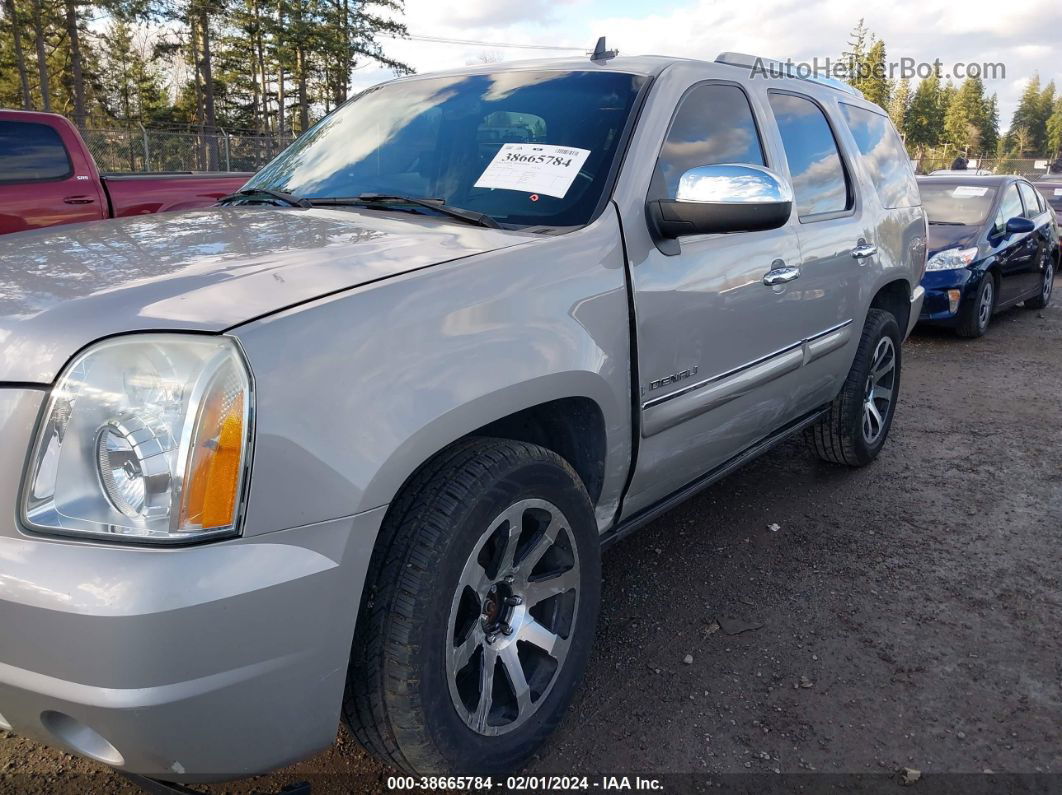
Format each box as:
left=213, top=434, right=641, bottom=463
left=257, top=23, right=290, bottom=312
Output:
left=1047, top=98, right=1062, bottom=157
left=981, top=94, right=1000, bottom=154
left=1009, top=75, right=1045, bottom=154
left=906, top=72, right=946, bottom=155
left=858, top=38, right=889, bottom=108
left=944, top=76, right=988, bottom=155
left=1, top=0, right=32, bottom=108
left=888, top=77, right=911, bottom=140
left=840, top=18, right=869, bottom=85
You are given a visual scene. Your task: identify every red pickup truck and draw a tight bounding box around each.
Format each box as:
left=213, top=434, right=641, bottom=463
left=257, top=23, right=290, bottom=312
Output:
left=0, top=109, right=252, bottom=235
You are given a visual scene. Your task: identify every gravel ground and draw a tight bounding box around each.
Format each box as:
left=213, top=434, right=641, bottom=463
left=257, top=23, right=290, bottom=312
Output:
left=2, top=279, right=1060, bottom=794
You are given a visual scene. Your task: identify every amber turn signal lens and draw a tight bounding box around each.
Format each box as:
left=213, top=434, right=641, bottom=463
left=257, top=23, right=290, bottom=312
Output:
left=180, top=369, right=247, bottom=530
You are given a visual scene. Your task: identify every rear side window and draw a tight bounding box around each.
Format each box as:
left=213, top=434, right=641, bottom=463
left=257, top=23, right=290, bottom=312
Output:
left=1017, top=181, right=1041, bottom=219
left=0, top=121, right=72, bottom=182
left=768, top=92, right=851, bottom=218
left=654, top=84, right=765, bottom=198
left=839, top=104, right=919, bottom=209
left=1037, top=185, right=1062, bottom=213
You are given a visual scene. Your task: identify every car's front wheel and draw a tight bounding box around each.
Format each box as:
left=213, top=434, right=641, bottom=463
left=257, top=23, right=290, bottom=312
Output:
left=344, top=438, right=600, bottom=775
left=957, top=274, right=995, bottom=337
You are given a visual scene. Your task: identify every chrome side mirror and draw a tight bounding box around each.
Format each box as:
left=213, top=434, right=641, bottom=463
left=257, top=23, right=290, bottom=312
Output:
left=649, top=164, right=794, bottom=239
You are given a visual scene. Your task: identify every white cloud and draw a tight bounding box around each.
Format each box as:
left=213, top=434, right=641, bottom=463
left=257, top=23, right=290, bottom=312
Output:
left=360, top=0, right=1061, bottom=130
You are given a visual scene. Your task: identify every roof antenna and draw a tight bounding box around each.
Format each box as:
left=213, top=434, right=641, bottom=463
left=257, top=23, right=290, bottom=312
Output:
left=591, top=36, right=617, bottom=63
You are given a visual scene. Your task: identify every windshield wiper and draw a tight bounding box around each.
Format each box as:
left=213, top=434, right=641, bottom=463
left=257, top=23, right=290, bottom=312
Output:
left=218, top=188, right=311, bottom=208
left=928, top=221, right=965, bottom=226
left=308, top=193, right=501, bottom=229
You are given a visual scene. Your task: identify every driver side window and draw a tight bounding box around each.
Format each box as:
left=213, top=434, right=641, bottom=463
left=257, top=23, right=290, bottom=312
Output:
left=994, top=183, right=1024, bottom=234
left=654, top=84, right=766, bottom=199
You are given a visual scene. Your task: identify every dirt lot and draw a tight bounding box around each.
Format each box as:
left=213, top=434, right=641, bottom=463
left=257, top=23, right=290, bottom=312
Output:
left=2, top=280, right=1060, bottom=793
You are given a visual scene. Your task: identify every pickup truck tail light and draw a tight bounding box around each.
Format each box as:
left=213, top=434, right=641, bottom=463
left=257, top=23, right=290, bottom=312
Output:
left=23, top=334, right=253, bottom=544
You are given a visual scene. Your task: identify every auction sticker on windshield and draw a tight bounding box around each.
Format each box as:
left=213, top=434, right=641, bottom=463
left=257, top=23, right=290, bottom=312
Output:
left=952, top=186, right=989, bottom=197
left=475, top=143, right=591, bottom=198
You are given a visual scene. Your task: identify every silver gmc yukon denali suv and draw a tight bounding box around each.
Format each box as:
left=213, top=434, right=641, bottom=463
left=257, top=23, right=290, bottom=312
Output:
left=0, top=52, right=925, bottom=780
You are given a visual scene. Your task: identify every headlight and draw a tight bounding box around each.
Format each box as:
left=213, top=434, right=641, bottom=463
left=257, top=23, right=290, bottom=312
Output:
left=925, top=246, right=978, bottom=271
left=23, top=335, right=253, bottom=544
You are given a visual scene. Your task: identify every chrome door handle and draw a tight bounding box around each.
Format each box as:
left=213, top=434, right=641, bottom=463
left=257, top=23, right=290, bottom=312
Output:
left=852, top=243, right=878, bottom=260
left=763, top=265, right=801, bottom=286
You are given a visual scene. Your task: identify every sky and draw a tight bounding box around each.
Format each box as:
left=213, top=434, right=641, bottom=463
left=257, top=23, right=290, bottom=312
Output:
left=350, top=0, right=1062, bottom=132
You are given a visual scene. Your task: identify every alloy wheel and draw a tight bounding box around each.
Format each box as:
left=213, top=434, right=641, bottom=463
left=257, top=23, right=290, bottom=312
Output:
left=978, top=280, right=994, bottom=330
left=862, top=336, right=896, bottom=445
left=445, top=498, right=580, bottom=736
left=1043, top=261, right=1054, bottom=303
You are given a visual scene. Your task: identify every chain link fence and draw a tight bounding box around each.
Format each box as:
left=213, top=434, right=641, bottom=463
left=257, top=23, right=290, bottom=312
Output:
left=82, top=127, right=295, bottom=174
left=913, top=156, right=1062, bottom=179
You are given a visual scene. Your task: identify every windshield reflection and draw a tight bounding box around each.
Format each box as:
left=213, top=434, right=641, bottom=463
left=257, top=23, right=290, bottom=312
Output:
left=246, top=70, right=645, bottom=228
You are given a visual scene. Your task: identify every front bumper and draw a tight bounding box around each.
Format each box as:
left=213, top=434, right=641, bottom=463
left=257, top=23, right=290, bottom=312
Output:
left=906, top=284, right=925, bottom=339
left=917, top=268, right=978, bottom=324
left=0, top=388, right=385, bottom=780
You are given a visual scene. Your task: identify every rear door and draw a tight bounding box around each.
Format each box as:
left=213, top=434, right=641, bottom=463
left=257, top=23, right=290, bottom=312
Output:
left=0, top=119, right=106, bottom=235
left=1017, top=180, right=1050, bottom=296
left=763, top=91, right=862, bottom=416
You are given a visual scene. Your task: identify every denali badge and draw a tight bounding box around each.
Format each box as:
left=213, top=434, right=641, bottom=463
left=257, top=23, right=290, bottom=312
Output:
left=648, top=366, right=698, bottom=391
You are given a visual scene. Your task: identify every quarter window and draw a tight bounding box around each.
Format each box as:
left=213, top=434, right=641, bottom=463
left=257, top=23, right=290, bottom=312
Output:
left=839, top=104, right=919, bottom=209
left=0, top=121, right=72, bottom=182
left=768, top=93, right=851, bottom=218
left=654, top=84, right=765, bottom=199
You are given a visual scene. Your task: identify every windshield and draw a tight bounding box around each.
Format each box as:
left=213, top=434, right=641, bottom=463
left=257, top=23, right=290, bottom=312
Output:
left=245, top=70, right=646, bottom=228
left=918, top=182, right=995, bottom=225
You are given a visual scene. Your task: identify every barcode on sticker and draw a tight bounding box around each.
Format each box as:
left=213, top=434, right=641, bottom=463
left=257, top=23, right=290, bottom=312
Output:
left=554, top=148, right=581, bottom=156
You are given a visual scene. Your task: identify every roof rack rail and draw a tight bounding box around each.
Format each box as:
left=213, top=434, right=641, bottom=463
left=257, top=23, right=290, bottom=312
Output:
left=714, top=52, right=864, bottom=99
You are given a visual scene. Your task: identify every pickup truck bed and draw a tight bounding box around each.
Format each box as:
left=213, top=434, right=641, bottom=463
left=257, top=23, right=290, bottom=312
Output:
left=100, top=172, right=254, bottom=220
left=0, top=109, right=251, bottom=235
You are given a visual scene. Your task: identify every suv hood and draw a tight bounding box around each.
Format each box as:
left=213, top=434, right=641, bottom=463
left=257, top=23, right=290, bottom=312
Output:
left=0, top=206, right=530, bottom=383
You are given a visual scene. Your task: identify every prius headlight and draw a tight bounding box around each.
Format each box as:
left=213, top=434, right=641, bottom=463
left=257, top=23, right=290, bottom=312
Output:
left=23, top=335, right=253, bottom=543
left=925, top=246, right=978, bottom=271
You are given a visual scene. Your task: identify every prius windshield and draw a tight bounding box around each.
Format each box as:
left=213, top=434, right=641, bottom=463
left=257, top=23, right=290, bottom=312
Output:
left=919, top=182, right=996, bottom=226
left=246, top=70, right=646, bottom=228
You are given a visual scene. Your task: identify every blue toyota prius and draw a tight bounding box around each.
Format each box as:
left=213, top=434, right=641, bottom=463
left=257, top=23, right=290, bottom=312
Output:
left=917, top=175, right=1059, bottom=337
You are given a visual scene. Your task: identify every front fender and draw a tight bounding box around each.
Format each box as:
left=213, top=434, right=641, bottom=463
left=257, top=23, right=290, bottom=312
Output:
left=232, top=209, right=633, bottom=536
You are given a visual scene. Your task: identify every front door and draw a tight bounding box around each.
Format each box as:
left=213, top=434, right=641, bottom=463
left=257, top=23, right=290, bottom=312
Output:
left=0, top=119, right=105, bottom=235
left=992, top=182, right=1038, bottom=304
left=621, top=82, right=809, bottom=516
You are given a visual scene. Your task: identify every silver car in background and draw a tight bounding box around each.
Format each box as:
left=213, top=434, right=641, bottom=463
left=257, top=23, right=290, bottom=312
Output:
left=0, top=52, right=925, bottom=781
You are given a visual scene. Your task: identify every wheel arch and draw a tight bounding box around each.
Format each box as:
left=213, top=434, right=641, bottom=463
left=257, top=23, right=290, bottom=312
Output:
left=360, top=373, right=620, bottom=518
left=868, top=277, right=912, bottom=334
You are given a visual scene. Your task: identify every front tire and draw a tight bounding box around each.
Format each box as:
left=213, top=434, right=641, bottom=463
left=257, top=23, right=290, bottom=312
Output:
left=957, top=274, right=995, bottom=337
left=343, top=438, right=600, bottom=775
left=807, top=308, right=901, bottom=467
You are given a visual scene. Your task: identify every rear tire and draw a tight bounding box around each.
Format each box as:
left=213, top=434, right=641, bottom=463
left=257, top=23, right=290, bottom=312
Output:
left=1024, top=255, right=1054, bottom=310
left=343, top=438, right=600, bottom=775
left=957, top=274, right=995, bottom=337
left=807, top=308, right=901, bottom=467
